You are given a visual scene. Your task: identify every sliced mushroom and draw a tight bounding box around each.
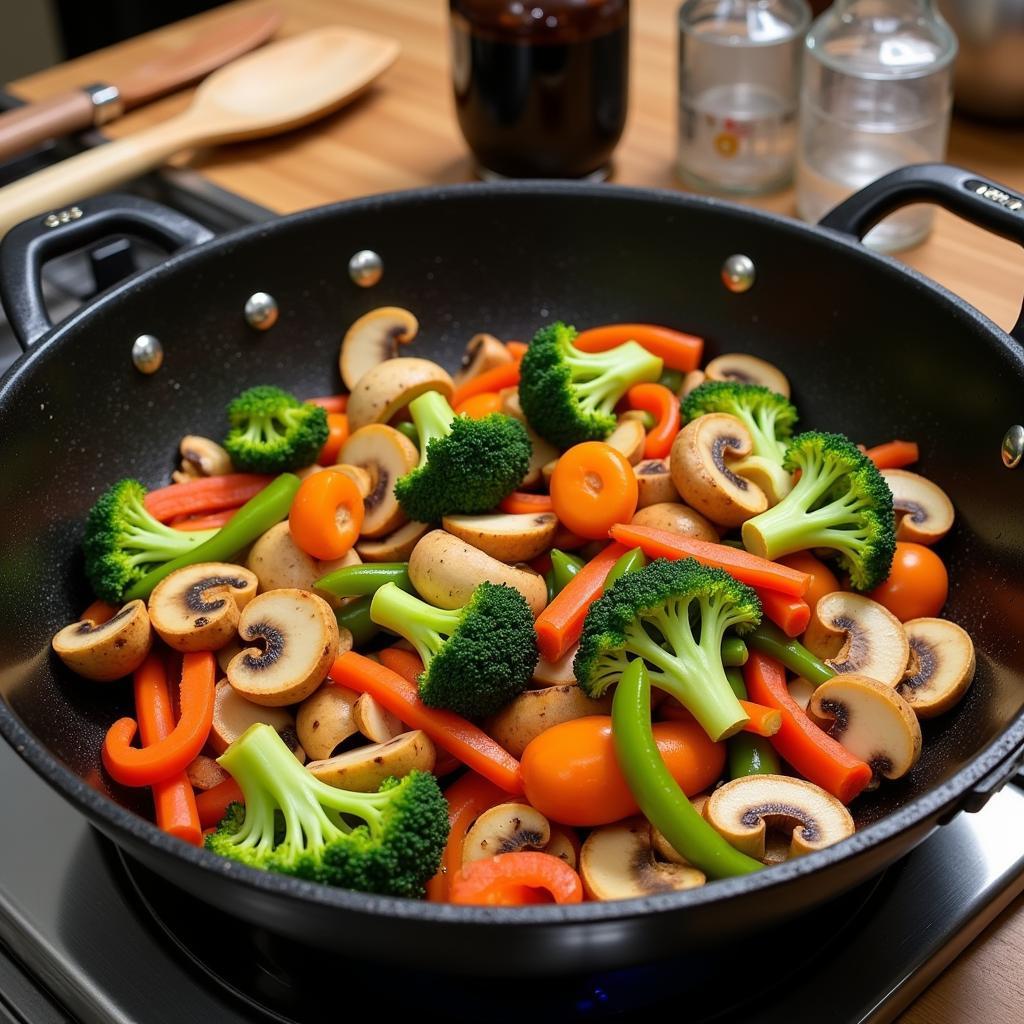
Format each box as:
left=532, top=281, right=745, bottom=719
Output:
left=606, top=418, right=646, bottom=466
left=178, top=435, right=232, bottom=478
left=52, top=600, right=153, bottom=681
left=462, top=802, right=551, bottom=863
left=330, top=463, right=373, bottom=500
left=880, top=469, right=955, bottom=546
left=339, top=424, right=419, bottom=538
left=409, top=529, right=548, bottom=617
left=788, top=676, right=815, bottom=712
left=727, top=452, right=794, bottom=507
left=809, top=673, right=922, bottom=780
left=454, top=332, right=512, bottom=386
left=803, top=592, right=910, bottom=688
left=485, top=684, right=612, bottom=758
left=630, top=501, right=718, bottom=541
left=246, top=521, right=353, bottom=608
left=705, top=775, right=855, bottom=861
left=650, top=793, right=710, bottom=865
left=210, top=677, right=299, bottom=755
left=307, top=730, right=436, bottom=791
left=148, top=564, right=258, bottom=652
left=339, top=306, right=419, bottom=390
left=353, top=691, right=404, bottom=742
left=346, top=357, right=453, bottom=432
left=356, top=518, right=430, bottom=561
left=187, top=754, right=230, bottom=791
left=522, top=425, right=560, bottom=490
left=704, top=353, right=790, bottom=398
left=580, top=820, right=705, bottom=900
left=670, top=414, right=768, bottom=527
left=296, top=683, right=360, bottom=760
left=680, top=369, right=706, bottom=398
left=634, top=458, right=679, bottom=508
left=544, top=825, right=580, bottom=869
left=441, top=511, right=558, bottom=562
left=898, top=618, right=975, bottom=718
left=227, top=589, right=341, bottom=706
left=531, top=643, right=579, bottom=687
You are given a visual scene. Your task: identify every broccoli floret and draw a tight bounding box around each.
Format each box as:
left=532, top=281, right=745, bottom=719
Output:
left=518, top=322, right=663, bottom=449
left=83, top=479, right=216, bottom=602
left=740, top=431, right=896, bottom=591
left=206, top=723, right=448, bottom=899
left=393, top=390, right=531, bottom=522
left=575, top=558, right=761, bottom=741
left=369, top=581, right=538, bottom=717
left=223, top=385, right=328, bottom=472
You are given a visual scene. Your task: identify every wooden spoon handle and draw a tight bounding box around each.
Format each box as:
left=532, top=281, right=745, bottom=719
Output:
left=0, top=91, right=97, bottom=164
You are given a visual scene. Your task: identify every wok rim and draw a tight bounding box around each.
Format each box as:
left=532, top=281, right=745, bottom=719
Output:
left=2, top=180, right=1023, bottom=926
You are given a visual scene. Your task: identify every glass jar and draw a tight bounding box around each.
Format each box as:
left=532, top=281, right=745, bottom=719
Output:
left=450, top=0, right=629, bottom=180
left=677, top=0, right=811, bottom=194
left=796, top=0, right=957, bottom=252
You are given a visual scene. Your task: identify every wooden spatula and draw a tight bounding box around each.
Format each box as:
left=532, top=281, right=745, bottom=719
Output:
left=0, top=27, right=399, bottom=237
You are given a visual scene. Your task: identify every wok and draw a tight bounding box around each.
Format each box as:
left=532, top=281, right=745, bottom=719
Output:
left=0, top=164, right=1023, bottom=976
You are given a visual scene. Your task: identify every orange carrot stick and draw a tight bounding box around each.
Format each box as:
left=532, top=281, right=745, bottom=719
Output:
left=754, top=587, right=811, bottom=637
left=737, top=700, right=782, bottom=737
left=80, top=599, right=119, bottom=625
left=306, top=394, right=348, bottom=413
left=145, top=474, right=272, bottom=523
left=500, top=491, right=554, bottom=515
left=317, top=412, right=350, bottom=465
left=865, top=440, right=919, bottom=470
left=196, top=778, right=244, bottom=830
left=574, top=323, right=704, bottom=372
left=609, top=523, right=810, bottom=597
left=506, top=341, right=528, bottom=361
left=451, top=362, right=521, bottom=408
left=455, top=391, right=503, bottom=419
left=172, top=509, right=239, bottom=531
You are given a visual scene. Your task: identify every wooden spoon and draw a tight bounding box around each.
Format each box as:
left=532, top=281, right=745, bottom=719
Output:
left=0, top=27, right=399, bottom=237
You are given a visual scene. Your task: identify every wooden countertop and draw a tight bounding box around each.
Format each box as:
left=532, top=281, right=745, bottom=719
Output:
left=10, top=2, right=1024, bottom=1019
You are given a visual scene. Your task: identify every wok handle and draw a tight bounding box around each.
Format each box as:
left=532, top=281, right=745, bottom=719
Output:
left=0, top=193, right=213, bottom=350
left=820, top=164, right=1024, bottom=345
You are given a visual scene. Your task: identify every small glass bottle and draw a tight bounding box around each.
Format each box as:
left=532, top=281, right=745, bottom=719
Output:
left=677, top=0, right=811, bottom=195
left=796, top=0, right=957, bottom=252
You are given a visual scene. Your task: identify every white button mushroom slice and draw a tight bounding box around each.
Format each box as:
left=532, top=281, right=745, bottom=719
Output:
left=441, top=511, right=558, bottom=563
left=809, top=673, right=922, bottom=780
left=462, top=803, right=552, bottom=864
left=307, top=730, right=436, bottom=791
left=726, top=452, right=794, bottom=507
left=353, top=691, right=404, bottom=743
left=210, top=677, right=303, bottom=757
left=325, top=463, right=374, bottom=500
left=705, top=775, right=855, bottom=861
left=580, top=819, right=705, bottom=900
left=897, top=618, right=976, bottom=718
left=670, top=413, right=768, bottom=528
left=544, top=825, right=579, bottom=869
left=880, top=469, right=955, bottom=546
left=521, top=424, right=559, bottom=490
left=606, top=418, right=647, bottom=466
left=226, top=588, right=340, bottom=707
left=179, top=435, right=233, bottom=478
left=296, top=683, right=360, bottom=760
left=339, top=306, right=419, bottom=391
left=680, top=369, right=706, bottom=399
left=788, top=676, right=815, bottom=712
left=453, top=332, right=512, bottom=386
left=531, top=642, right=579, bottom=688
left=148, top=564, right=259, bottom=653
left=246, top=521, right=351, bottom=609
left=633, top=458, right=679, bottom=508
left=703, top=353, right=790, bottom=398
left=408, top=529, right=548, bottom=618
left=356, top=519, right=430, bottom=562
left=346, top=357, right=453, bottom=433
left=484, top=684, right=612, bottom=758
left=650, top=795, right=710, bottom=865
left=216, top=637, right=242, bottom=675
left=802, top=591, right=910, bottom=688
left=339, top=424, right=419, bottom=538
left=630, top=501, right=719, bottom=541
left=51, top=600, right=153, bottom=682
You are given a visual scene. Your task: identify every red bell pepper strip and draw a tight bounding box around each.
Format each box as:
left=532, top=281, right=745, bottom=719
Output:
left=172, top=509, right=239, bottom=531
left=574, top=323, right=704, bottom=372
left=864, top=440, right=918, bottom=470
left=754, top=587, right=811, bottom=637
left=144, top=474, right=272, bottom=523
left=451, top=362, right=521, bottom=409
left=500, top=491, right=554, bottom=515
left=627, top=383, right=681, bottom=459
left=448, top=851, right=584, bottom=905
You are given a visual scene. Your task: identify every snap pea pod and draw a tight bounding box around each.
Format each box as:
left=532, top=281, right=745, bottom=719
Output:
left=395, top=421, right=419, bottom=447
left=747, top=622, right=834, bottom=687
left=603, top=547, right=647, bottom=590
left=611, top=659, right=762, bottom=878
left=721, top=636, right=749, bottom=668
left=334, top=595, right=378, bottom=647
left=316, top=562, right=411, bottom=598
left=546, top=549, right=584, bottom=599
left=725, top=667, right=781, bottom=779
left=658, top=368, right=684, bottom=393
left=124, top=473, right=300, bottom=602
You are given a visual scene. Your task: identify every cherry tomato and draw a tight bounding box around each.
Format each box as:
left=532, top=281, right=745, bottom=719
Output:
left=777, top=551, right=841, bottom=612
left=550, top=442, right=638, bottom=540
left=521, top=715, right=725, bottom=826
left=868, top=542, right=948, bottom=621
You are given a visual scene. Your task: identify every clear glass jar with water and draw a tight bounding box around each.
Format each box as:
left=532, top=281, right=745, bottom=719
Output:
left=796, top=0, right=957, bottom=252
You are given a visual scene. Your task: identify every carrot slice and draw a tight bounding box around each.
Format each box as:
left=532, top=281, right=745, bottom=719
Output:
left=317, top=412, right=350, bottom=465
left=145, top=474, right=272, bottom=523
left=196, top=778, right=244, bottom=830
left=330, top=651, right=523, bottom=794
left=306, top=394, right=348, bottom=413
left=451, top=363, right=521, bottom=409
left=865, top=440, right=919, bottom=470
left=289, top=469, right=364, bottom=560
left=754, top=587, right=811, bottom=637
left=499, top=491, right=554, bottom=515
left=737, top=699, right=782, bottom=737
left=449, top=851, right=584, bottom=905
left=506, top=341, right=528, bottom=361
left=609, top=524, right=809, bottom=597
left=550, top=442, right=638, bottom=540
left=574, top=323, right=704, bottom=372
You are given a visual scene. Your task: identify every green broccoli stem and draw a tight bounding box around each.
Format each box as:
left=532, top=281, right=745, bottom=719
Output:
left=611, top=660, right=761, bottom=879
left=407, top=390, right=455, bottom=469
left=122, top=501, right=216, bottom=561
left=747, top=622, right=834, bottom=687
left=565, top=340, right=663, bottom=415
left=369, top=582, right=462, bottom=665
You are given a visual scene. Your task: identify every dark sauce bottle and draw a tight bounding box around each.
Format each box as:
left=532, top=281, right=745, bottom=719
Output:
left=450, top=0, right=630, bottom=179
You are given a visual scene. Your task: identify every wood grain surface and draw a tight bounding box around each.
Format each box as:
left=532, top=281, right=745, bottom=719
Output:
left=10, top=2, right=1024, bottom=1020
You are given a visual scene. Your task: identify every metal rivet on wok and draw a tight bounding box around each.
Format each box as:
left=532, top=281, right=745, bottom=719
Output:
left=348, top=249, right=383, bottom=288
left=721, top=254, right=756, bottom=293
left=131, top=334, right=163, bottom=374
left=244, top=291, right=279, bottom=330
left=1001, top=425, right=1024, bottom=468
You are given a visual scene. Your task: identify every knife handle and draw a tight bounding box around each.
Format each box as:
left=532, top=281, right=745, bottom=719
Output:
left=0, top=89, right=111, bottom=163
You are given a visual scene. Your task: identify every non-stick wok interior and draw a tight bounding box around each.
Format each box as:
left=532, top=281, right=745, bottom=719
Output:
left=1, top=185, right=1023, bottom=834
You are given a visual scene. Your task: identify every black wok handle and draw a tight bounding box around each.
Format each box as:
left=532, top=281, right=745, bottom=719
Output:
left=820, top=164, right=1024, bottom=344
left=0, top=193, right=213, bottom=350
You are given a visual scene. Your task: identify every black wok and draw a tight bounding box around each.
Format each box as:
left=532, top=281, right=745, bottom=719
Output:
left=1, top=164, right=1023, bottom=976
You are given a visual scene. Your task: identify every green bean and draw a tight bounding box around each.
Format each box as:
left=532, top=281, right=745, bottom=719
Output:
left=658, top=368, right=684, bottom=393
left=747, top=621, right=834, bottom=686
left=549, top=549, right=584, bottom=596
left=721, top=637, right=749, bottom=668
left=603, top=547, right=647, bottom=590
left=316, top=562, right=411, bottom=597
left=395, top=421, right=419, bottom=447
left=334, top=595, right=379, bottom=647
left=724, top=666, right=781, bottom=778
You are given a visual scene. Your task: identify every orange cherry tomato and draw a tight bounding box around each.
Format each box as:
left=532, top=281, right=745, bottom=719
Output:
left=521, top=715, right=725, bottom=827
left=448, top=851, right=583, bottom=905
left=289, top=469, right=364, bottom=561
left=317, top=413, right=350, bottom=465
left=868, top=542, right=948, bottom=621
left=455, top=391, right=503, bottom=419
left=777, top=551, right=841, bottom=612
left=550, top=442, right=638, bottom=541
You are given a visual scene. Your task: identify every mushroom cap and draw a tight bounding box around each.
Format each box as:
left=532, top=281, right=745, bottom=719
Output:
left=630, top=501, right=719, bottom=541
left=52, top=600, right=153, bottom=682
left=339, top=424, right=419, bottom=538
left=148, top=563, right=258, bottom=653
left=580, top=820, right=705, bottom=900
left=179, top=435, right=232, bottom=477
left=544, top=825, right=580, bottom=869
left=306, top=730, right=435, bottom=792
left=210, top=677, right=297, bottom=755
left=809, top=673, right=922, bottom=779
left=485, top=683, right=612, bottom=758
left=803, top=591, right=910, bottom=688
left=704, top=353, right=790, bottom=398
left=606, top=418, right=646, bottom=465
left=705, top=774, right=855, bottom=861
left=227, top=588, right=340, bottom=706
left=355, top=518, right=430, bottom=561
left=898, top=617, right=976, bottom=718
left=441, top=511, right=558, bottom=563
left=339, top=306, right=418, bottom=391
left=633, top=458, right=680, bottom=508
left=296, top=683, right=360, bottom=760
left=353, top=691, right=404, bottom=743
left=880, top=469, right=955, bottom=546
left=462, top=802, right=552, bottom=863
left=246, top=521, right=354, bottom=608
left=346, top=357, right=453, bottom=432
left=670, top=413, right=768, bottom=528
left=453, top=332, right=512, bottom=386
left=530, top=642, right=579, bottom=688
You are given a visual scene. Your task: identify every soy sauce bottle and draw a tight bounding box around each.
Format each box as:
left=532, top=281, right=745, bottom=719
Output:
left=450, top=0, right=630, bottom=180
